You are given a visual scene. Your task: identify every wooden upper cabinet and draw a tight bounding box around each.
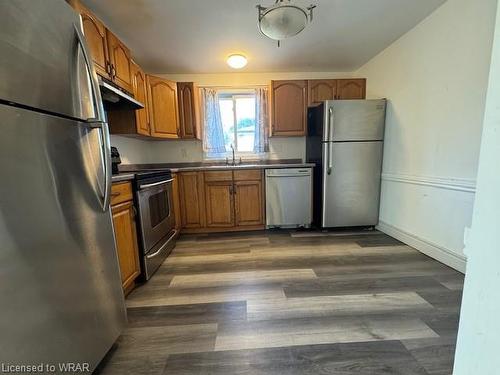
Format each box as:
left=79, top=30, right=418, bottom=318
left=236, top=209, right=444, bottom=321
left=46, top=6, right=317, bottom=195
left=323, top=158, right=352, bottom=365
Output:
left=69, top=0, right=109, bottom=78
left=177, top=82, right=200, bottom=139
left=271, top=80, right=308, bottom=136
left=147, top=75, right=180, bottom=139
left=106, top=30, right=133, bottom=93
left=337, top=79, right=366, bottom=100
left=308, top=80, right=337, bottom=106
left=131, top=61, right=150, bottom=136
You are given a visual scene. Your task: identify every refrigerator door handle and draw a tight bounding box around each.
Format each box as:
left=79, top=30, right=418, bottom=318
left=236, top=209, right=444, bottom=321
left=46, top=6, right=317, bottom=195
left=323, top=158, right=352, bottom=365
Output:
left=73, top=23, right=106, bottom=123
left=74, top=23, right=111, bottom=211
left=328, top=107, right=334, bottom=141
left=327, top=107, right=334, bottom=175
left=327, top=142, right=333, bottom=175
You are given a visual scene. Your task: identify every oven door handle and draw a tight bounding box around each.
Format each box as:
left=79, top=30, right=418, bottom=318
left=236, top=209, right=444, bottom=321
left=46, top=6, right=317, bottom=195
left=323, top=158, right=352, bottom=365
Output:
left=146, top=231, right=177, bottom=259
left=139, top=178, right=174, bottom=190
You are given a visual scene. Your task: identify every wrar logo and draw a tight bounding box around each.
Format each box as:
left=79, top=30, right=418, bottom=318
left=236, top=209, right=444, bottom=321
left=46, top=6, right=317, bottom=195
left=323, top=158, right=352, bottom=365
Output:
left=58, top=363, right=90, bottom=373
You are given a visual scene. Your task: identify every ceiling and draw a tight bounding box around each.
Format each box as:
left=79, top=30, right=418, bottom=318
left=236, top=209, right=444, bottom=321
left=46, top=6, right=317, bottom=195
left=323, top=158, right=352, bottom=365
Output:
left=83, top=0, right=447, bottom=74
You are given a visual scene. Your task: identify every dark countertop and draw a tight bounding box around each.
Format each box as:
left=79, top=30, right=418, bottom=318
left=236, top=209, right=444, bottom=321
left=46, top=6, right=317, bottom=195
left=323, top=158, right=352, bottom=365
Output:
left=118, top=159, right=315, bottom=174
left=111, top=172, right=136, bottom=182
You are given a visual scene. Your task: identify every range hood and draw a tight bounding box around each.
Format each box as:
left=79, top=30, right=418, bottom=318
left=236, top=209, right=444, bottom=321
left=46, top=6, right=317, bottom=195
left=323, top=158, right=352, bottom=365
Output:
left=99, top=78, right=144, bottom=111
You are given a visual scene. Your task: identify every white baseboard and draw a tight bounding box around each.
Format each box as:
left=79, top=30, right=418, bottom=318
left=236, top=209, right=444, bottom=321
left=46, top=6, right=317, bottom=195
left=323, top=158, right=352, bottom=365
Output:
left=376, top=220, right=466, bottom=273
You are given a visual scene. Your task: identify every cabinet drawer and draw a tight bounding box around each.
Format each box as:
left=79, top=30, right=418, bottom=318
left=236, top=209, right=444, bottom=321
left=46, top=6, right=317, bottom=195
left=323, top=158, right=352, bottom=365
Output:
left=234, top=169, right=262, bottom=181
left=204, top=170, right=233, bottom=182
left=111, top=182, right=133, bottom=205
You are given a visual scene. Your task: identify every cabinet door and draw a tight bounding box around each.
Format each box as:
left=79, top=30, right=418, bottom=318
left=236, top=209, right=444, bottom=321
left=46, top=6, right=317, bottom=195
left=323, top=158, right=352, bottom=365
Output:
left=308, top=80, right=337, bottom=106
left=177, top=82, right=200, bottom=139
left=172, top=173, right=182, bottom=232
left=205, top=181, right=234, bottom=228
left=106, top=30, right=133, bottom=93
left=179, top=172, right=205, bottom=228
left=147, top=75, right=180, bottom=139
left=271, top=80, right=308, bottom=136
left=234, top=180, right=264, bottom=226
left=111, top=200, right=140, bottom=294
left=337, top=79, right=366, bottom=100
left=131, top=61, right=150, bottom=136
left=76, top=3, right=110, bottom=79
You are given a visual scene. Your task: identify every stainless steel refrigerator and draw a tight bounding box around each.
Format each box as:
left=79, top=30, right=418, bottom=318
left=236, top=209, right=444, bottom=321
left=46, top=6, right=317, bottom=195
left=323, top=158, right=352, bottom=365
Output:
left=306, top=99, right=387, bottom=228
left=0, top=0, right=126, bottom=371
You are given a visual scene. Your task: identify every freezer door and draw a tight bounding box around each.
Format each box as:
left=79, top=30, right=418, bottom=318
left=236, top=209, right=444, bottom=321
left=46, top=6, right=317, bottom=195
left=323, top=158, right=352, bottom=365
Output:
left=322, top=141, right=383, bottom=227
left=325, top=99, right=386, bottom=142
left=0, top=104, right=126, bottom=370
left=0, top=0, right=96, bottom=121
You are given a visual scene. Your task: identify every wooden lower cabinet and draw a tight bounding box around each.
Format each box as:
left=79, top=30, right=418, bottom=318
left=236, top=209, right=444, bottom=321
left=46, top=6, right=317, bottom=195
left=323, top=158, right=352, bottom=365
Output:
left=171, top=173, right=182, bottom=233
left=235, top=180, right=264, bottom=226
left=111, top=185, right=140, bottom=296
left=205, top=181, right=234, bottom=227
left=179, top=170, right=264, bottom=233
left=179, top=172, right=206, bottom=229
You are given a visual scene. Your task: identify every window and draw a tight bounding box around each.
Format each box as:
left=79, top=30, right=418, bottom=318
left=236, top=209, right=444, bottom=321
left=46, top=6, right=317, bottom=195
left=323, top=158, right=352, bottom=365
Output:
left=201, top=87, right=269, bottom=159
left=218, top=93, right=256, bottom=153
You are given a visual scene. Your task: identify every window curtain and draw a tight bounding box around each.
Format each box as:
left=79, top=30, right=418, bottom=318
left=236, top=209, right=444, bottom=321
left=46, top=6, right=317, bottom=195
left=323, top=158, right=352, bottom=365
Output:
left=254, top=87, right=269, bottom=153
left=202, top=88, right=226, bottom=156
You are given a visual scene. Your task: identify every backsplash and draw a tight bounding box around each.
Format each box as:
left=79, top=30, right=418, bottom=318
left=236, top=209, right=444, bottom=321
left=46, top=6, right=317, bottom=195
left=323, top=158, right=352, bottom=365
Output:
left=110, top=135, right=306, bottom=165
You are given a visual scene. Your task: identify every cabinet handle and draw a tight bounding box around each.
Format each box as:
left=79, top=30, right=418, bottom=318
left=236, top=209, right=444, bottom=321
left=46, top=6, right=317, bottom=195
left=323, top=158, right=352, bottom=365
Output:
left=111, top=64, right=116, bottom=79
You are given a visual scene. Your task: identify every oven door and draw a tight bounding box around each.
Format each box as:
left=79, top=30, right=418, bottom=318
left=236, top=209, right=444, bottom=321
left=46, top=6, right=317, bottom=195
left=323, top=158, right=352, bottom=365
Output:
left=136, top=178, right=175, bottom=253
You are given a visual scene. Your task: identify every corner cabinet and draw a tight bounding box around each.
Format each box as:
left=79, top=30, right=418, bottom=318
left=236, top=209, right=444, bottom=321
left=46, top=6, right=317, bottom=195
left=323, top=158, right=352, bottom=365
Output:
left=147, top=75, right=180, bottom=139
left=111, top=182, right=140, bottom=296
left=271, top=80, right=308, bottom=136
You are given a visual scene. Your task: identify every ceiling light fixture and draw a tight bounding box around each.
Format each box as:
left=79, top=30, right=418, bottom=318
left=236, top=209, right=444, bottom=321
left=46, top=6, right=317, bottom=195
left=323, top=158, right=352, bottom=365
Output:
left=257, top=0, right=316, bottom=47
left=226, top=54, right=248, bottom=69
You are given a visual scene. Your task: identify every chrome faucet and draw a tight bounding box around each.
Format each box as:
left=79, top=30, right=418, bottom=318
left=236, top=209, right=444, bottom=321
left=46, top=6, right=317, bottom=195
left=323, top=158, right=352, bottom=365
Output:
left=230, top=144, right=236, bottom=166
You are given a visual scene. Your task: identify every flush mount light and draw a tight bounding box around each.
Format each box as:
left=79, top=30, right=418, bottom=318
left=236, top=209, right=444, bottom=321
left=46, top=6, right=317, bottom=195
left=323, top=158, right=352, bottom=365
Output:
left=226, top=54, right=248, bottom=69
left=257, top=0, right=316, bottom=46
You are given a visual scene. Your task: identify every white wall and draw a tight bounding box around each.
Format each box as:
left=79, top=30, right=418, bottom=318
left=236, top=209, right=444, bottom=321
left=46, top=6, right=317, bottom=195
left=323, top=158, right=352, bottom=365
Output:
left=355, top=0, right=497, bottom=272
left=111, top=72, right=353, bottom=164
left=454, top=1, right=500, bottom=371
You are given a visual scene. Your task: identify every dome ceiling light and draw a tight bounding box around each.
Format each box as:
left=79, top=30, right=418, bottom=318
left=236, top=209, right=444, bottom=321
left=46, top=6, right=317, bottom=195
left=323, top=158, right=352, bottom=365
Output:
left=257, top=0, right=317, bottom=47
left=226, top=54, right=248, bottom=69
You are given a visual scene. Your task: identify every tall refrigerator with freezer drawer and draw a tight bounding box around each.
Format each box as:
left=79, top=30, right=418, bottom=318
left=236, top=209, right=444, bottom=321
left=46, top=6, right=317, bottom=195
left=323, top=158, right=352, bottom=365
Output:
left=306, top=100, right=387, bottom=228
left=0, top=0, right=126, bottom=371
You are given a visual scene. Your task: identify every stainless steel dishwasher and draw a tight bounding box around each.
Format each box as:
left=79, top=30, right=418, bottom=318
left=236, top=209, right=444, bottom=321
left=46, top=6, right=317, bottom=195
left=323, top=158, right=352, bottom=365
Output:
left=265, top=168, right=313, bottom=228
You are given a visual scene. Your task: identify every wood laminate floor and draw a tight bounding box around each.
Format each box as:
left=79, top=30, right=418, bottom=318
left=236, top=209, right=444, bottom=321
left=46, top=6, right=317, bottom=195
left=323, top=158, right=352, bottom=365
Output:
left=96, top=230, right=463, bottom=375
